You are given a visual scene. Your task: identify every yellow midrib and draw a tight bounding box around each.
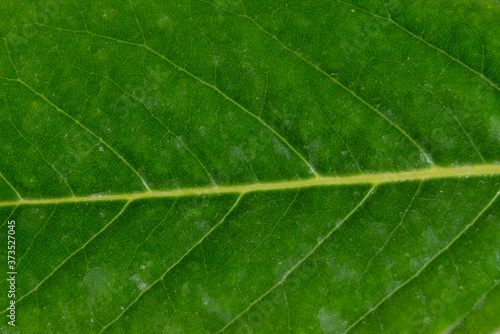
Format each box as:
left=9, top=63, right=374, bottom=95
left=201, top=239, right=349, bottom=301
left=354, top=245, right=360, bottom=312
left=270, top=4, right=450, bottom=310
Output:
left=2, top=164, right=500, bottom=207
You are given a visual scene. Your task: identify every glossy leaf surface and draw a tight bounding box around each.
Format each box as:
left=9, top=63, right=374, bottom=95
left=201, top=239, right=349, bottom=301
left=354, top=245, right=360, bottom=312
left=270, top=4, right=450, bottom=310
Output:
left=0, top=0, right=500, bottom=333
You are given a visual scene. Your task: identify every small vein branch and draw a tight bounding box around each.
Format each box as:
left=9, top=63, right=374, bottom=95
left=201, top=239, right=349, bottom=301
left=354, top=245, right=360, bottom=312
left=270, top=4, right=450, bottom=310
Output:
left=342, top=188, right=500, bottom=333
left=215, top=185, right=376, bottom=333
left=99, top=194, right=243, bottom=333
left=1, top=201, right=130, bottom=312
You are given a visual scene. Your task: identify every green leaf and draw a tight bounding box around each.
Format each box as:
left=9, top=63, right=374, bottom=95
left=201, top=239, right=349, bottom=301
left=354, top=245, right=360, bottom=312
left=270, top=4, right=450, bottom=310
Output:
left=1, top=0, right=500, bottom=333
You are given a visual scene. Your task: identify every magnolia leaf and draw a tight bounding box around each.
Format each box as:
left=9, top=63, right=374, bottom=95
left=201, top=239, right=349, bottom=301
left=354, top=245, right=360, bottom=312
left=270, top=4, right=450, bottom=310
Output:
left=1, top=0, right=500, bottom=333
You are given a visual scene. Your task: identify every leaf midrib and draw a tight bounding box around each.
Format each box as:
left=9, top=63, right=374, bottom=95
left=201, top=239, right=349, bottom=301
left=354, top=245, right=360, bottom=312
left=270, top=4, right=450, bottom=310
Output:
left=1, top=164, right=499, bottom=207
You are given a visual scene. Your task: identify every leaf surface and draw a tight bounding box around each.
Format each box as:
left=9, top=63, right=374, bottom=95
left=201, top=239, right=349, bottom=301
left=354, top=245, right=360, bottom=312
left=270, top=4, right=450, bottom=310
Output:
left=1, top=0, right=500, bottom=333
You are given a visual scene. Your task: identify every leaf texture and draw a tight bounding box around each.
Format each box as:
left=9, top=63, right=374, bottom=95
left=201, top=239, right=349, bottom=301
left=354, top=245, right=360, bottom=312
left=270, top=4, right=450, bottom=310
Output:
left=0, top=0, right=499, bottom=333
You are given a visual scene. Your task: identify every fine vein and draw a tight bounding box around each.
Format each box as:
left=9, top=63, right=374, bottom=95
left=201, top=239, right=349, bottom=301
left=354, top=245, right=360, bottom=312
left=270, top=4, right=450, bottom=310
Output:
left=342, top=188, right=500, bottom=333
left=30, top=22, right=319, bottom=177
left=215, top=185, right=376, bottom=333
left=14, top=79, right=152, bottom=192
left=198, top=0, right=434, bottom=165
left=1, top=201, right=131, bottom=310
left=336, top=0, right=500, bottom=92
left=99, top=194, right=243, bottom=333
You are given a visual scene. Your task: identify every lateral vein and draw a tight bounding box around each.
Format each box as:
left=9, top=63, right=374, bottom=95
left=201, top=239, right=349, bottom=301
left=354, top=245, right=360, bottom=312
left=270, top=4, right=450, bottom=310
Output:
left=0, top=165, right=499, bottom=207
